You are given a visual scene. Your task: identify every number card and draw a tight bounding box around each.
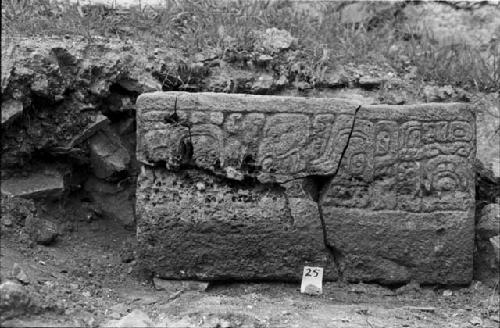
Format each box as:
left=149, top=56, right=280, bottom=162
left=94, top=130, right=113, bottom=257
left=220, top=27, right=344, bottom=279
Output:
left=300, top=266, right=323, bottom=295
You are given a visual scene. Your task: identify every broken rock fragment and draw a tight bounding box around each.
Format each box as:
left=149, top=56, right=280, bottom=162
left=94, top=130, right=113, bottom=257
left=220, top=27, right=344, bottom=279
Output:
left=89, top=130, right=130, bottom=181
left=136, top=92, right=475, bottom=285
left=1, top=100, right=23, bottom=125
left=25, top=216, right=59, bottom=245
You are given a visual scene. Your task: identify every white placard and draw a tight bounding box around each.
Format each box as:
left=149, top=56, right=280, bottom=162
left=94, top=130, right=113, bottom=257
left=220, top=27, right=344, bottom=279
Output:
left=300, top=266, right=323, bottom=295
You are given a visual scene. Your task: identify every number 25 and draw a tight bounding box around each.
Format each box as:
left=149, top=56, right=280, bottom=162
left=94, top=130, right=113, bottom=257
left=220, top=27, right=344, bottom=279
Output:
left=305, top=268, right=319, bottom=277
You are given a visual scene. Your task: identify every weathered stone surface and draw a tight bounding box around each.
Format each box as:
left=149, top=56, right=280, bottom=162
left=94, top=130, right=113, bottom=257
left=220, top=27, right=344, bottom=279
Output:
left=136, top=92, right=475, bottom=284
left=67, top=113, right=109, bottom=148
left=1, top=170, right=65, bottom=199
left=1, top=100, right=23, bottom=125
left=476, top=94, right=500, bottom=177
left=102, top=309, right=153, bottom=328
left=89, top=130, right=130, bottom=181
left=0, top=280, right=31, bottom=321
left=25, top=216, right=59, bottom=245
left=320, top=103, right=476, bottom=284
left=153, top=278, right=209, bottom=292
left=12, top=263, right=30, bottom=285
left=137, top=91, right=360, bottom=183
left=477, top=204, right=500, bottom=240
left=474, top=203, right=499, bottom=284
left=0, top=195, right=36, bottom=227
left=136, top=167, right=336, bottom=281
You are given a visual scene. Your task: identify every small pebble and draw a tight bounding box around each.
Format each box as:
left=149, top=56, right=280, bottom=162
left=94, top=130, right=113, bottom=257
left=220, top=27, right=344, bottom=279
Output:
left=443, top=290, right=453, bottom=297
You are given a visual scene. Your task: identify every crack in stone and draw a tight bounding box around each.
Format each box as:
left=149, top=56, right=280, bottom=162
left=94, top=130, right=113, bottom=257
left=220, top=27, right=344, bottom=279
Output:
left=142, top=102, right=362, bottom=282
left=315, top=105, right=361, bottom=281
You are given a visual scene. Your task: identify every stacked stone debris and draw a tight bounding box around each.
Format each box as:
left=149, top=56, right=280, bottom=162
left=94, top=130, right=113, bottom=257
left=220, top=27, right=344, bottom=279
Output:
left=136, top=92, right=476, bottom=285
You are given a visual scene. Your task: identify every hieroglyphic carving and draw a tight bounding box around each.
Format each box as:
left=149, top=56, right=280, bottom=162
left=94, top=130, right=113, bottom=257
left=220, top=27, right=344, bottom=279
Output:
left=223, top=113, right=265, bottom=170
left=321, top=117, right=475, bottom=212
left=421, top=155, right=474, bottom=211
left=371, top=120, right=399, bottom=210
left=257, top=114, right=310, bottom=174
left=322, top=120, right=373, bottom=209
left=191, top=123, right=224, bottom=170
left=137, top=92, right=475, bottom=213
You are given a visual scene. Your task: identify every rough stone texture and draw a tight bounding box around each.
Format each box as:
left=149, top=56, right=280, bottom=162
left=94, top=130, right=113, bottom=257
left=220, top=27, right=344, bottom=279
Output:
left=0, top=280, right=31, bottom=321
left=25, top=216, right=59, bottom=245
left=1, top=100, right=23, bottom=125
left=0, top=195, right=36, bottom=228
left=0, top=37, right=184, bottom=169
left=84, top=176, right=135, bottom=228
left=137, top=91, right=361, bottom=183
left=477, top=204, right=500, bottom=240
left=320, top=103, right=476, bottom=284
left=67, top=113, right=110, bottom=148
left=89, top=129, right=131, bottom=181
left=476, top=94, right=500, bottom=177
left=136, top=92, right=475, bottom=284
left=475, top=203, right=499, bottom=284
left=1, top=169, right=65, bottom=199
left=102, top=309, right=153, bottom=328
left=136, top=167, right=336, bottom=281
left=152, top=278, right=209, bottom=292
left=12, top=263, right=30, bottom=285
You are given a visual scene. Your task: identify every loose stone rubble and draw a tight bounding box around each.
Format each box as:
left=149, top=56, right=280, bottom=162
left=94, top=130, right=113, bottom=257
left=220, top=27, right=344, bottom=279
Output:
left=136, top=92, right=476, bottom=284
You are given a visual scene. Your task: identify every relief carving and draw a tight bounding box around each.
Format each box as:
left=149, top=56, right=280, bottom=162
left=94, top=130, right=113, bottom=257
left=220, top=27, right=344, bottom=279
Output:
left=257, top=114, right=310, bottom=174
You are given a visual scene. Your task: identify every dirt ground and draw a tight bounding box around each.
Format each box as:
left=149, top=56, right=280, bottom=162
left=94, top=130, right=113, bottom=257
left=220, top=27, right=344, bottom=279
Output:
left=0, top=195, right=498, bottom=328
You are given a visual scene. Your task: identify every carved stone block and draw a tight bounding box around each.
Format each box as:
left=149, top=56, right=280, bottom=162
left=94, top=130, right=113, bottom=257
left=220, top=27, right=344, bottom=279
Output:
left=136, top=93, right=475, bottom=284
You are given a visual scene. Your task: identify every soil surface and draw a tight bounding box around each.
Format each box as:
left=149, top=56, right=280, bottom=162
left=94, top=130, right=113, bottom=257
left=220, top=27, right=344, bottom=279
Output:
left=1, top=195, right=498, bottom=328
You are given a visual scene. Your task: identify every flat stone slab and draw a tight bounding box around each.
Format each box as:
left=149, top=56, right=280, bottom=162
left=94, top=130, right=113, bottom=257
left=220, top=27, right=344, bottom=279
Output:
left=1, top=170, right=65, bottom=199
left=136, top=92, right=475, bottom=284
